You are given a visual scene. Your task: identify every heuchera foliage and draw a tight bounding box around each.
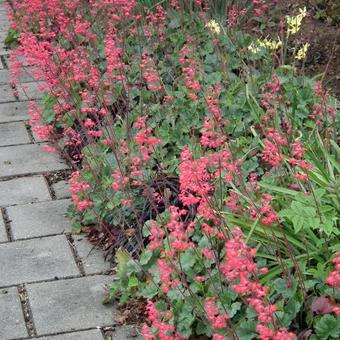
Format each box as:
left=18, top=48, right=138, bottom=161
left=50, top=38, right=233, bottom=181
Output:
left=7, top=0, right=339, bottom=339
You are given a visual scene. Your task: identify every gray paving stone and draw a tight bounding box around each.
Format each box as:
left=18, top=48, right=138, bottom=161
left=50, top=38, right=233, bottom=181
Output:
left=7, top=199, right=71, bottom=239
left=5, top=54, right=30, bottom=68
left=0, top=31, right=8, bottom=54
left=0, top=25, right=7, bottom=34
left=17, top=81, right=45, bottom=100
left=0, top=121, right=30, bottom=146
left=0, top=101, right=29, bottom=122
left=74, top=235, right=111, bottom=275
left=0, top=235, right=79, bottom=287
left=52, top=180, right=71, bottom=199
left=37, top=329, right=104, bottom=340
left=0, top=176, right=50, bottom=207
left=17, top=67, right=44, bottom=83
left=0, top=47, right=9, bottom=55
left=0, top=24, right=8, bottom=34
left=0, top=11, right=9, bottom=31
left=0, top=287, right=28, bottom=339
left=0, top=143, right=68, bottom=177
left=0, top=213, right=7, bottom=242
left=0, top=67, right=40, bottom=84
left=0, top=84, right=15, bottom=102
left=0, top=68, right=8, bottom=84
left=27, top=275, right=114, bottom=335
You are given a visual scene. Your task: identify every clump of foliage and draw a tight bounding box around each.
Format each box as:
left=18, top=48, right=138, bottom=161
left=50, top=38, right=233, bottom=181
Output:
left=8, top=0, right=339, bottom=339
left=311, top=0, right=340, bottom=23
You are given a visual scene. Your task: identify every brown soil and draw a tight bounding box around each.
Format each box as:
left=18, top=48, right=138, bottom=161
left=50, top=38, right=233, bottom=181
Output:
left=115, top=298, right=147, bottom=326
left=280, top=1, right=339, bottom=98
left=247, top=1, right=339, bottom=98
left=45, top=168, right=72, bottom=184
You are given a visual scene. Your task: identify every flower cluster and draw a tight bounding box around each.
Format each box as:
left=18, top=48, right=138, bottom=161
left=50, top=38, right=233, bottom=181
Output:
left=221, top=228, right=296, bottom=339
left=142, top=301, right=178, bottom=340
left=179, top=42, right=201, bottom=100
left=326, top=252, right=340, bottom=293
left=69, top=171, right=93, bottom=212
left=286, top=7, right=307, bottom=36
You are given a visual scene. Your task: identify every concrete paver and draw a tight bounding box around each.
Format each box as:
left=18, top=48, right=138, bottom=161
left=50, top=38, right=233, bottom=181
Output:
left=36, top=329, right=104, bottom=340
left=0, top=68, right=41, bottom=84
left=7, top=199, right=71, bottom=239
left=18, top=67, right=45, bottom=83
left=0, top=84, right=15, bottom=102
left=0, top=31, right=8, bottom=54
left=0, top=235, right=79, bottom=287
left=0, top=68, right=9, bottom=84
left=52, top=180, right=71, bottom=199
left=0, top=121, right=30, bottom=146
left=17, top=81, right=45, bottom=100
left=0, top=101, right=29, bottom=122
left=0, top=143, right=68, bottom=177
left=27, top=275, right=114, bottom=335
left=0, top=10, right=9, bottom=31
left=73, top=235, right=111, bottom=275
left=0, top=213, right=7, bottom=242
left=0, top=176, right=51, bottom=207
left=0, top=287, right=28, bottom=339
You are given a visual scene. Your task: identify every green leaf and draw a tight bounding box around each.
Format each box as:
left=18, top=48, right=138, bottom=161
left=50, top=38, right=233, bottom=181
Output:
left=126, top=259, right=141, bottom=276
left=177, top=303, right=195, bottom=337
left=273, top=278, right=298, bottom=299
left=115, top=249, right=130, bottom=278
left=228, top=302, right=241, bottom=318
left=140, top=249, right=153, bottom=266
left=4, top=29, right=19, bottom=48
left=280, top=200, right=320, bottom=233
left=315, top=315, right=340, bottom=339
left=142, top=282, right=158, bottom=299
left=236, top=319, right=257, bottom=340
left=127, top=275, right=139, bottom=289
left=41, top=94, right=56, bottom=123
left=281, top=299, right=302, bottom=327
left=321, top=216, right=336, bottom=236
left=195, top=321, right=209, bottom=335
left=119, top=293, right=130, bottom=304
left=169, top=17, right=180, bottom=29
left=72, top=221, right=82, bottom=234
left=180, top=250, right=195, bottom=271
left=142, top=220, right=152, bottom=237
left=102, top=282, right=120, bottom=304
left=259, top=183, right=299, bottom=196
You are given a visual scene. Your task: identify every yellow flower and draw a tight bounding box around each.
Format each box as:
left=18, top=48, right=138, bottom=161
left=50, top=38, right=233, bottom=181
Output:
left=248, top=37, right=282, bottom=54
left=287, top=7, right=307, bottom=36
left=248, top=43, right=260, bottom=54
left=295, top=43, right=310, bottom=60
left=257, top=37, right=282, bottom=50
left=205, top=20, right=221, bottom=35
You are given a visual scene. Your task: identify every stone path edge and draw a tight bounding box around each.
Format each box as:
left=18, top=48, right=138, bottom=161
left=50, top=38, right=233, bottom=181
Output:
left=0, top=5, right=129, bottom=339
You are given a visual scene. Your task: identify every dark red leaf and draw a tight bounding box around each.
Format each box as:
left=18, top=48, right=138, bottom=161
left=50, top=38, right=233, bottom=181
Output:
left=311, top=296, right=335, bottom=315
left=297, top=329, right=312, bottom=340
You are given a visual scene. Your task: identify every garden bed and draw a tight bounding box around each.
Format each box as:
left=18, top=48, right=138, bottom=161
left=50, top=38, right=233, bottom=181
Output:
left=6, top=0, right=340, bottom=339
